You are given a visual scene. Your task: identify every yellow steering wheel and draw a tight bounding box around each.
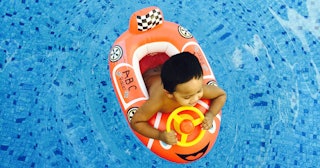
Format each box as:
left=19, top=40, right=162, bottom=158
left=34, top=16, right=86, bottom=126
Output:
left=166, top=106, right=206, bottom=147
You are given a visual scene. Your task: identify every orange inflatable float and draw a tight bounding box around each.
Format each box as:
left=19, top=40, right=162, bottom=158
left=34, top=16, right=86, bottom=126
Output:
left=108, top=6, right=222, bottom=163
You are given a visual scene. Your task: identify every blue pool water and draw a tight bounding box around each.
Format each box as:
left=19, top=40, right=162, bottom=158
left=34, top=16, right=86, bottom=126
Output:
left=1, top=0, right=319, bottom=167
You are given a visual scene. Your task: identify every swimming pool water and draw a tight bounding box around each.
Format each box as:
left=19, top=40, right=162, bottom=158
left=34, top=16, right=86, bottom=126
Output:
left=0, top=0, right=319, bottom=167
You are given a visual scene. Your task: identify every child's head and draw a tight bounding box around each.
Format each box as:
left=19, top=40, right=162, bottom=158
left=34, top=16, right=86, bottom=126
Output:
left=161, top=52, right=204, bottom=106
left=161, top=52, right=203, bottom=105
left=161, top=52, right=203, bottom=93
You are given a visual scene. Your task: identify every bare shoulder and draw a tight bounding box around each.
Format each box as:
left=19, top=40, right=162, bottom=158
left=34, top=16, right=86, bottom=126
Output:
left=143, top=66, right=162, bottom=90
left=131, top=81, right=164, bottom=122
left=202, top=84, right=226, bottom=99
left=145, top=81, right=164, bottom=112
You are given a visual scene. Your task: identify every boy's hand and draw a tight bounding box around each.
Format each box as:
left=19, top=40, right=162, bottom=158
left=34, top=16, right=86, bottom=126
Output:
left=202, top=112, right=214, bottom=130
left=159, top=130, right=177, bottom=145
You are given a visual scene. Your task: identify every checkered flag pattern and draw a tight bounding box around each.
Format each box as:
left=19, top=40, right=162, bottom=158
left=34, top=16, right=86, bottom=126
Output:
left=136, top=9, right=163, bottom=31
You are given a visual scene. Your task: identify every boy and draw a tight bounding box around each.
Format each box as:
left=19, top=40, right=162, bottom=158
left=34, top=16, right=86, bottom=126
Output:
left=131, top=52, right=227, bottom=145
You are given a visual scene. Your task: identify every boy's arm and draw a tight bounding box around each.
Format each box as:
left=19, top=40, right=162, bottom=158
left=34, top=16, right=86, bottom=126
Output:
left=202, top=85, right=227, bottom=116
left=130, top=98, right=177, bottom=145
left=130, top=99, right=162, bottom=139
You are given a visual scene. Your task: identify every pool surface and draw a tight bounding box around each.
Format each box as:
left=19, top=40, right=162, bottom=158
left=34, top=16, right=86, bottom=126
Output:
left=1, top=0, right=319, bottom=167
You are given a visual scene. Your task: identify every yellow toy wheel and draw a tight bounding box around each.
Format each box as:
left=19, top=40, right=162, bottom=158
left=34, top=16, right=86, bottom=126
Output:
left=166, top=106, right=206, bottom=147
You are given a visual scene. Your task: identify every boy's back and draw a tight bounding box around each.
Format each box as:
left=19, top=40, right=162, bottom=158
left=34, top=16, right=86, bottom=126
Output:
left=142, top=65, right=182, bottom=113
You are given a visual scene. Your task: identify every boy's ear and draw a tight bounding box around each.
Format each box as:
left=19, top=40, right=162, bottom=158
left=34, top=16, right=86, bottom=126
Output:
left=163, top=89, right=174, bottom=98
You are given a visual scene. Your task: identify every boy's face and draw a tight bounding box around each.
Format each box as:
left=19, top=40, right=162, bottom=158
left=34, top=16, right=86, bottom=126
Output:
left=172, top=77, right=204, bottom=106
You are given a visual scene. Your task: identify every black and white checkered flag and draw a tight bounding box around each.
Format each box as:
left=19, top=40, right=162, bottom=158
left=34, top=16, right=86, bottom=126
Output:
left=136, top=9, right=163, bottom=31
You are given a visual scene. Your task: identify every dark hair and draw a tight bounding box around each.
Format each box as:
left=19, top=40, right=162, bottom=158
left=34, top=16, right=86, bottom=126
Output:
left=161, top=52, right=203, bottom=93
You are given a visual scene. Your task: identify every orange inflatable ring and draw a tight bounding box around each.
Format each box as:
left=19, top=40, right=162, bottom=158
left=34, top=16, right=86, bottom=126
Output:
left=108, top=6, right=222, bottom=163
